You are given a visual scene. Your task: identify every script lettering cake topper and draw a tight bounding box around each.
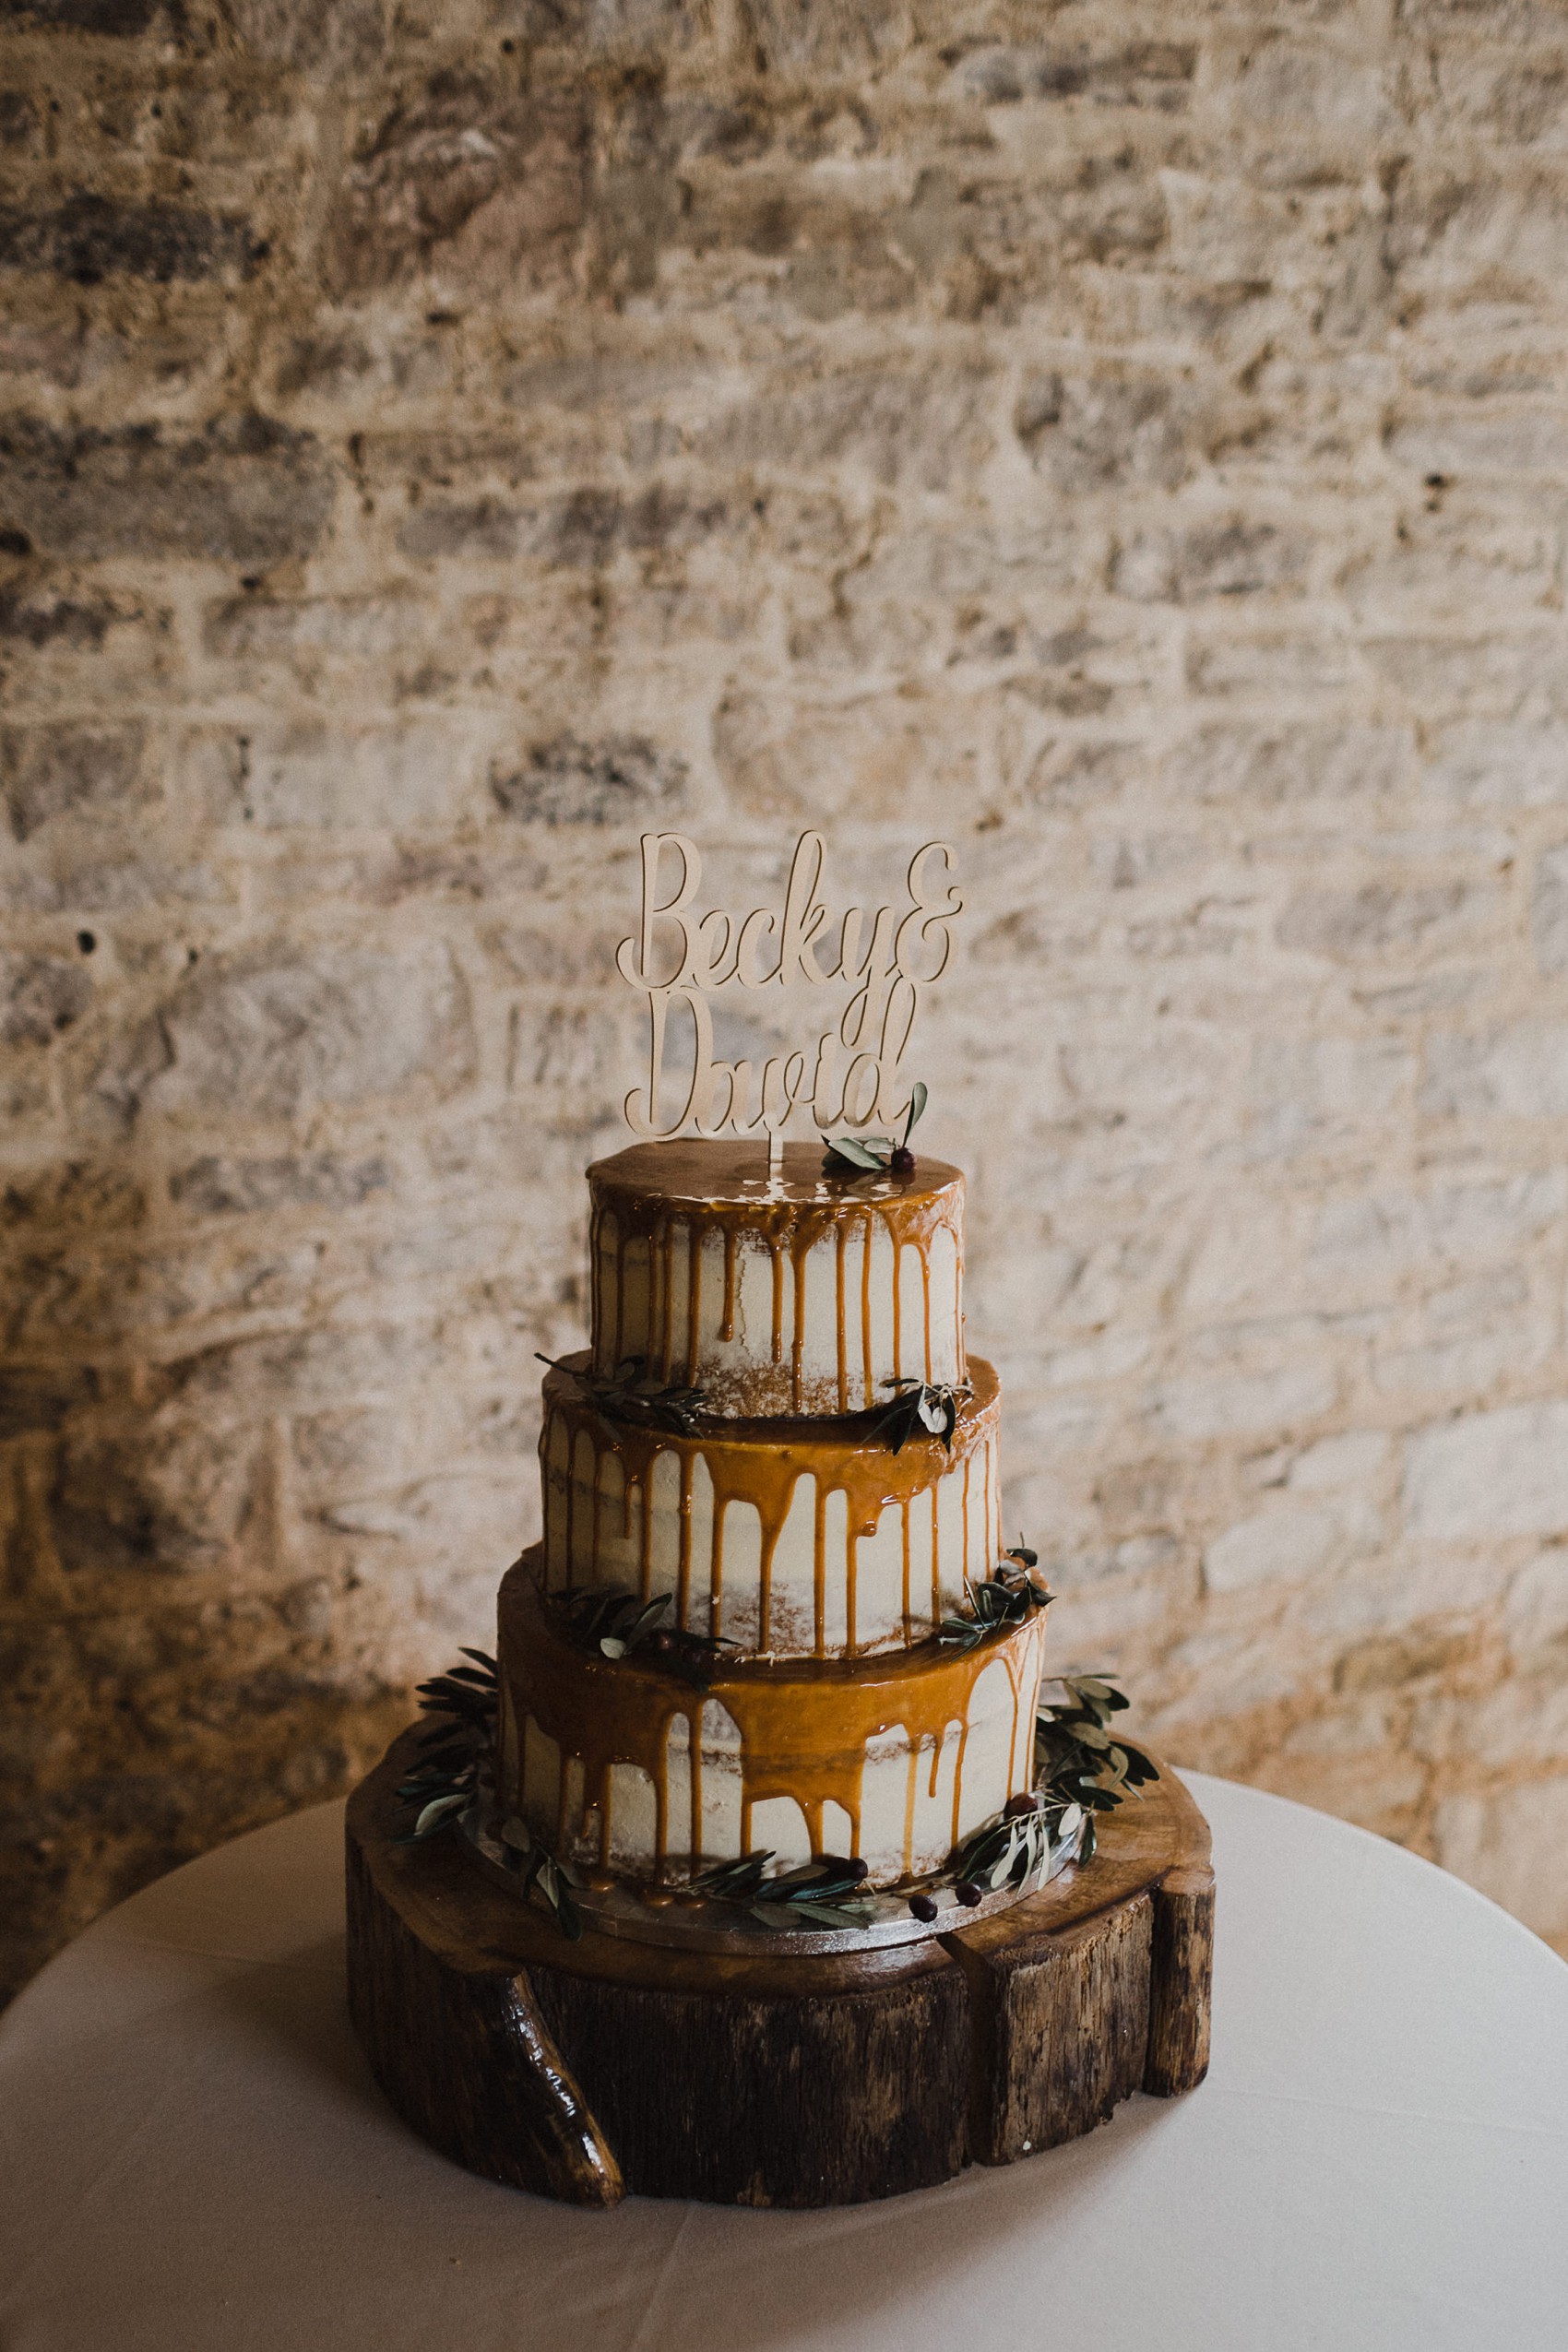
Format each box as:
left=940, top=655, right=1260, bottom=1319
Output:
left=614, top=831, right=963, bottom=1168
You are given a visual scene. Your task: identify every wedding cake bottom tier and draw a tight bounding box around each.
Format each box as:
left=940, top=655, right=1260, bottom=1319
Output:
left=495, top=1550, right=1048, bottom=1889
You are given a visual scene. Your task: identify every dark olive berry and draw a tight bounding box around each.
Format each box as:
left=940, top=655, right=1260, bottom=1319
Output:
left=845, top=1856, right=870, bottom=1883
left=647, top=1630, right=673, bottom=1654
left=1005, top=1790, right=1043, bottom=1818
left=889, top=1146, right=916, bottom=1174
left=955, top=1880, right=984, bottom=1907
left=909, top=1892, right=939, bottom=1922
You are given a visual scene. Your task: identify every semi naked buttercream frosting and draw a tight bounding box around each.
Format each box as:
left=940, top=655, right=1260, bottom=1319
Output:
left=588, top=1138, right=964, bottom=1416
left=496, top=1137, right=1047, bottom=1894
left=538, top=1352, right=1001, bottom=1656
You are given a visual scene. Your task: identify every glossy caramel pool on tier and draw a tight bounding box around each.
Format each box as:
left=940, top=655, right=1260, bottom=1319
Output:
left=496, top=1553, right=1048, bottom=1888
left=540, top=1353, right=1001, bottom=1659
left=588, top=1139, right=964, bottom=1418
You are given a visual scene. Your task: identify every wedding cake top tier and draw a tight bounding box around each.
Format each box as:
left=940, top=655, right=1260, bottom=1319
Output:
left=587, top=1139, right=965, bottom=1419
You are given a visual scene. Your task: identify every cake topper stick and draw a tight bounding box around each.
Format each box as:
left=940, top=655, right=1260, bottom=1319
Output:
left=614, top=832, right=963, bottom=1170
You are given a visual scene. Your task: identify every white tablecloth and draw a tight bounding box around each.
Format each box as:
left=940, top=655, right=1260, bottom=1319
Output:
left=2, top=1774, right=1565, bottom=2352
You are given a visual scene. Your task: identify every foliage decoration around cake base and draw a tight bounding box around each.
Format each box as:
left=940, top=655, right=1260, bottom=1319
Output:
left=687, top=1849, right=879, bottom=1931
left=393, top=1647, right=498, bottom=1843
left=391, top=1616, right=1161, bottom=1944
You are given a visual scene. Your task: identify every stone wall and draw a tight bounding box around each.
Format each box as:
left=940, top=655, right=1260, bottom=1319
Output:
left=6, top=0, right=1568, bottom=1997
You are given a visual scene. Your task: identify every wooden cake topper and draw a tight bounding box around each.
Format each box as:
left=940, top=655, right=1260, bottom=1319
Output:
left=614, top=832, right=963, bottom=1171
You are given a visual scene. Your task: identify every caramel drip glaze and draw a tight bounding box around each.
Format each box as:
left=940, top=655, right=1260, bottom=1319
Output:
left=587, top=1139, right=965, bottom=1418
left=496, top=1550, right=1049, bottom=1890
left=540, top=1354, right=1002, bottom=1660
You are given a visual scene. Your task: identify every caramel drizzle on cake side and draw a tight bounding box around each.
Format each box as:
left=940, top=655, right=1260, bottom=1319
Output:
left=586, top=1143, right=965, bottom=1417
left=499, top=1557, right=1046, bottom=1883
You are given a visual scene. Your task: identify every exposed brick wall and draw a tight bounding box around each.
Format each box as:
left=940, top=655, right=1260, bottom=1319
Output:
left=5, top=0, right=1568, bottom=1996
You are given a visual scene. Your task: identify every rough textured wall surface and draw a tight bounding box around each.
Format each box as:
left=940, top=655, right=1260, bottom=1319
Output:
left=5, top=0, right=1568, bottom=1996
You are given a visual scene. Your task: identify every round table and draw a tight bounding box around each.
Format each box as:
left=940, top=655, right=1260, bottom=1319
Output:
left=2, top=1775, right=1565, bottom=2352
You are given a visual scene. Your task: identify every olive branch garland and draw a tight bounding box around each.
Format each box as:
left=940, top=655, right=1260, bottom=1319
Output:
left=869, top=1376, right=973, bottom=1454
left=931, top=1541, right=1158, bottom=1887
left=536, top=1352, right=708, bottom=1436
left=392, top=1647, right=497, bottom=1844
left=390, top=1645, right=584, bottom=1939
left=558, top=1585, right=737, bottom=1689
left=494, top=1813, right=585, bottom=1941
left=936, top=1542, right=1052, bottom=1652
left=1035, top=1674, right=1160, bottom=1850
left=923, top=1674, right=1160, bottom=1918
left=689, top=1850, right=878, bottom=1931
left=540, top=1326, right=967, bottom=1466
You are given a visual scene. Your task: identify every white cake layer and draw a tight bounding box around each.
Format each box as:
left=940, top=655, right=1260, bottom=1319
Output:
left=540, top=1357, right=1003, bottom=1660
left=587, top=1143, right=966, bottom=1418
left=591, top=1210, right=963, bottom=1416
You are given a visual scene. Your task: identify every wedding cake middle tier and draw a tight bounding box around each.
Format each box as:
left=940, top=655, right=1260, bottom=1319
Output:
left=540, top=1352, right=1002, bottom=1658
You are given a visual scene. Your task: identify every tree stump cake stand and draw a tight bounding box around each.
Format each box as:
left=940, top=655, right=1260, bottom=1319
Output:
left=346, top=1729, right=1214, bottom=2209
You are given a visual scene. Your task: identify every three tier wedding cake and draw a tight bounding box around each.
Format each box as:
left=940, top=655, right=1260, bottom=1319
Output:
left=494, top=1137, right=1051, bottom=1907
left=346, top=834, right=1209, bottom=2210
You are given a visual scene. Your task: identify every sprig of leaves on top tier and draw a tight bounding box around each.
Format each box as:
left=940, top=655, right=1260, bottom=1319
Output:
left=936, top=1542, right=1054, bottom=1652
left=871, top=1376, right=973, bottom=1454
left=691, top=1849, right=879, bottom=1930
left=536, top=1352, right=707, bottom=1436
left=823, top=1080, right=928, bottom=1175
left=556, top=1585, right=736, bottom=1690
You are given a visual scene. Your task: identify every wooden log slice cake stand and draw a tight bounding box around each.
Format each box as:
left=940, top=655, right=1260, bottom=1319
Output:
left=346, top=1728, right=1214, bottom=2209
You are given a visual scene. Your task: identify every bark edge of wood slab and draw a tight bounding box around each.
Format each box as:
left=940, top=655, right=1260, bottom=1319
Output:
left=345, top=1728, right=1213, bottom=2208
